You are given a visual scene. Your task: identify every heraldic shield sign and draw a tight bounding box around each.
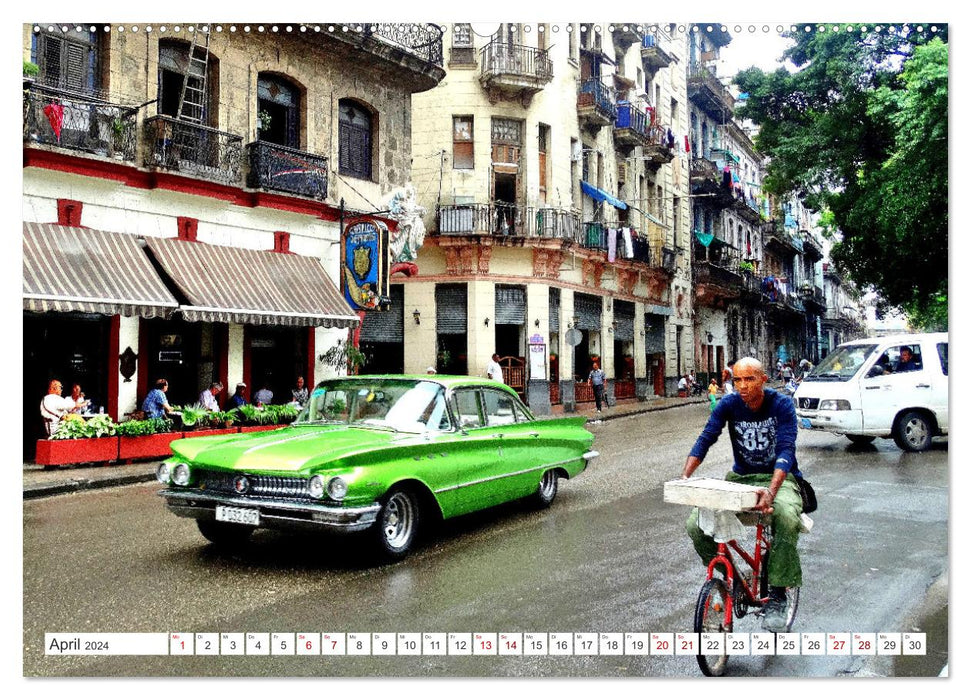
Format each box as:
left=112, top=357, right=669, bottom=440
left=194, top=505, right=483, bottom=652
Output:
left=342, top=218, right=390, bottom=311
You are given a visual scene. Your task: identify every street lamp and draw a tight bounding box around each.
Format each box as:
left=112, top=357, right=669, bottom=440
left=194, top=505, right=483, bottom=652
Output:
left=412, top=309, right=421, bottom=325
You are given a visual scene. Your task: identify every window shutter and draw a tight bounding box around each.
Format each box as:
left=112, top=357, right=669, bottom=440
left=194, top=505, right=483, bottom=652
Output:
left=549, top=289, right=560, bottom=333
left=360, top=285, right=404, bottom=343
left=436, top=285, right=468, bottom=335
left=574, top=294, right=602, bottom=331
left=614, top=300, right=635, bottom=341
left=494, top=286, right=525, bottom=325
left=42, top=36, right=62, bottom=86
left=64, top=41, right=87, bottom=90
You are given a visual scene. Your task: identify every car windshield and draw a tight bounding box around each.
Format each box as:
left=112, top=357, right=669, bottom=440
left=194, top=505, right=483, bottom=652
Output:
left=805, top=344, right=878, bottom=382
left=295, top=379, right=452, bottom=433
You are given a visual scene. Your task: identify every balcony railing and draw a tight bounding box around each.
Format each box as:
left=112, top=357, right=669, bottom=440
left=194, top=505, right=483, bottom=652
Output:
left=361, top=23, right=444, bottom=66
left=694, top=258, right=742, bottom=288
left=437, top=203, right=580, bottom=242
left=615, top=102, right=650, bottom=137
left=581, top=222, right=651, bottom=263
left=23, top=83, right=137, bottom=162
left=480, top=42, right=553, bottom=83
left=687, top=63, right=736, bottom=119
left=578, top=78, right=617, bottom=125
left=246, top=140, right=328, bottom=200
left=144, top=115, right=243, bottom=185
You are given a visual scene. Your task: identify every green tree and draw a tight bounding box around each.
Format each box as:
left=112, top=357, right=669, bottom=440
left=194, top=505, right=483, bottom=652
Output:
left=735, top=27, right=948, bottom=327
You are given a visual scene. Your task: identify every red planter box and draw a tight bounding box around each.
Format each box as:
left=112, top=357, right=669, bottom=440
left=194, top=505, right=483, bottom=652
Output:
left=239, top=424, right=283, bottom=433
left=181, top=427, right=239, bottom=438
left=118, top=432, right=181, bottom=461
left=35, top=437, right=119, bottom=466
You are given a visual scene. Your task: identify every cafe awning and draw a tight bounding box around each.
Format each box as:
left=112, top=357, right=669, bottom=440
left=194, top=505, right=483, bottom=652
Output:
left=22, top=222, right=179, bottom=318
left=143, top=236, right=360, bottom=328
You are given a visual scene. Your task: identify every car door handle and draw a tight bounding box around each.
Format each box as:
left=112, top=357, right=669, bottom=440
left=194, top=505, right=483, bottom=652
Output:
left=916, top=383, right=931, bottom=389
left=865, top=386, right=881, bottom=390
left=529, top=432, right=540, bottom=438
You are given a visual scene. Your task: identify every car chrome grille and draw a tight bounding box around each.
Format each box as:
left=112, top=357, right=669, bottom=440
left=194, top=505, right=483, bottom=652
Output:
left=196, top=470, right=311, bottom=500
left=798, top=397, right=819, bottom=410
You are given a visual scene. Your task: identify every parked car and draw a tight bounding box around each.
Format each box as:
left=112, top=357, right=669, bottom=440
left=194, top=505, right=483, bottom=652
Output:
left=157, top=375, right=598, bottom=560
left=793, top=332, right=948, bottom=451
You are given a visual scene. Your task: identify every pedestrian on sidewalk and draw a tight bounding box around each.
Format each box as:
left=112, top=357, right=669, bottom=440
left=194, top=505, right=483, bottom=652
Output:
left=707, top=377, right=720, bottom=412
left=588, top=361, right=607, bottom=412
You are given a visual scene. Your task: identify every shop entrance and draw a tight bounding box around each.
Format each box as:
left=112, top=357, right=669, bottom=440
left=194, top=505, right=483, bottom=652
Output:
left=248, top=327, right=308, bottom=405
left=23, top=312, right=111, bottom=457
left=142, top=318, right=204, bottom=408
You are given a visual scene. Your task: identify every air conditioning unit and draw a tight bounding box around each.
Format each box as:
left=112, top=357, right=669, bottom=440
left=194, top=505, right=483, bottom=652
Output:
left=571, top=141, right=583, bottom=162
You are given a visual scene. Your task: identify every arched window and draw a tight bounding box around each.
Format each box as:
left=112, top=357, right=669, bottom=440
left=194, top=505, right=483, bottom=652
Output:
left=339, top=99, right=373, bottom=180
left=257, top=74, right=299, bottom=148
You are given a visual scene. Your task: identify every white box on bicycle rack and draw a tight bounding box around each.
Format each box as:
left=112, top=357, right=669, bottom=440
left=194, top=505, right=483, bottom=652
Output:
left=663, top=478, right=762, bottom=511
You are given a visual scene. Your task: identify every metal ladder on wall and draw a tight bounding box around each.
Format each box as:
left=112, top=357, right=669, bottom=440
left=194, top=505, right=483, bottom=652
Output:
left=176, top=24, right=210, bottom=124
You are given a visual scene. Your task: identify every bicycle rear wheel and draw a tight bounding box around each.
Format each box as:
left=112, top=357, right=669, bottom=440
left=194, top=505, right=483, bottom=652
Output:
left=694, top=578, right=732, bottom=676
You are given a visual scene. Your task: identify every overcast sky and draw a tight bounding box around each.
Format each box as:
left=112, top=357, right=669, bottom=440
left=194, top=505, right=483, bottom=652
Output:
left=716, top=26, right=796, bottom=81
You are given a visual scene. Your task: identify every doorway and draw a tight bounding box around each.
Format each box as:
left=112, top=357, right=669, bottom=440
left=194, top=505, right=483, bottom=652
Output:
left=248, top=327, right=308, bottom=405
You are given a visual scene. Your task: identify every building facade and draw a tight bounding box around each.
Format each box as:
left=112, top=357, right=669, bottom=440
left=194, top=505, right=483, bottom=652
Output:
left=395, top=22, right=692, bottom=414
left=22, top=22, right=445, bottom=454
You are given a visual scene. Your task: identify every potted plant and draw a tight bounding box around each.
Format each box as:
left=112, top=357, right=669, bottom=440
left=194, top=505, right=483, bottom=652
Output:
left=36, top=414, right=120, bottom=466
left=320, top=339, right=367, bottom=376
left=23, top=60, right=38, bottom=87
left=257, top=109, right=272, bottom=135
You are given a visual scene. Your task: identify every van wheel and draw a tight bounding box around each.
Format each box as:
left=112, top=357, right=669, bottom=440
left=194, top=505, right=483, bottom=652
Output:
left=893, top=411, right=933, bottom=452
left=846, top=434, right=875, bottom=445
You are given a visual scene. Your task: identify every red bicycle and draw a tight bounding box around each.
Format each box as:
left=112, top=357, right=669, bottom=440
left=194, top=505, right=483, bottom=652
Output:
left=694, top=511, right=800, bottom=676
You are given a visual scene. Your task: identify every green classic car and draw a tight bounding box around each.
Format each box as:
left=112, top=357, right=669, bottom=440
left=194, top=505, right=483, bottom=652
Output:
left=158, top=375, right=598, bottom=560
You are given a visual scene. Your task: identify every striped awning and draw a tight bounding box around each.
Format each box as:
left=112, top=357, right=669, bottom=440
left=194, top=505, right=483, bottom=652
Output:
left=144, top=237, right=359, bottom=328
left=22, top=222, right=179, bottom=318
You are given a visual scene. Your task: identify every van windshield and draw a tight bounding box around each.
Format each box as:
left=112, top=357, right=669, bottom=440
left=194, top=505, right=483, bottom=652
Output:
left=805, top=344, right=878, bottom=382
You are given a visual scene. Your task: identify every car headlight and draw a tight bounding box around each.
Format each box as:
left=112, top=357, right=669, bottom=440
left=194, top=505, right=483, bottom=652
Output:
left=156, top=462, right=172, bottom=484
left=326, top=476, right=348, bottom=501
left=172, top=462, right=191, bottom=486
left=819, top=399, right=852, bottom=411
left=308, top=475, right=325, bottom=499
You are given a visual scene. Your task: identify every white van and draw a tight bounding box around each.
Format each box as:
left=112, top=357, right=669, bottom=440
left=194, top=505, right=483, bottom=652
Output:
left=793, top=332, right=948, bottom=451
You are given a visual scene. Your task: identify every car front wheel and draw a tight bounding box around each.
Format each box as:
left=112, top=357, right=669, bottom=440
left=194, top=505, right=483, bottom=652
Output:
left=373, top=487, right=419, bottom=561
left=893, top=411, right=933, bottom=452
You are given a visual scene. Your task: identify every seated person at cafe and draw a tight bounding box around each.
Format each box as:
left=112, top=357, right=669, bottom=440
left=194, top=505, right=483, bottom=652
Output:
left=229, top=383, right=248, bottom=409
left=40, top=379, right=86, bottom=436
left=254, top=380, right=274, bottom=407
left=142, top=378, right=176, bottom=419
left=69, top=384, right=91, bottom=414
left=198, top=382, right=223, bottom=411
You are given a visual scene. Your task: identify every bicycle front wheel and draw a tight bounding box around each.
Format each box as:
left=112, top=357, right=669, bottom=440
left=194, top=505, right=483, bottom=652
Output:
left=694, top=578, right=732, bottom=676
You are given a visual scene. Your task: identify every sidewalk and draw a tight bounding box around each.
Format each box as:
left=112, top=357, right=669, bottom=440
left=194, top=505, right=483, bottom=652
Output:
left=23, top=395, right=707, bottom=500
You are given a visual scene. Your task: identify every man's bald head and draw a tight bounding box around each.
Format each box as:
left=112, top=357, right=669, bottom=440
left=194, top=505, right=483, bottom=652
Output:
left=733, top=357, right=766, bottom=377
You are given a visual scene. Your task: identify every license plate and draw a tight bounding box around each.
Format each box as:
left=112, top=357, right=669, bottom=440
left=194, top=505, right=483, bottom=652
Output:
left=216, top=505, right=260, bottom=526
left=799, top=417, right=812, bottom=429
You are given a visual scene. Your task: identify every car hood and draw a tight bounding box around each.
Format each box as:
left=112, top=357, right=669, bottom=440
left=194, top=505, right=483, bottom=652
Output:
left=169, top=425, right=403, bottom=473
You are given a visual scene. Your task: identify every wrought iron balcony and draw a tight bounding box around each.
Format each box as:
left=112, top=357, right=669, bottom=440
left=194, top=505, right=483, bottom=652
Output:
left=479, top=42, right=553, bottom=103
left=360, top=23, right=444, bottom=67
left=643, top=122, right=676, bottom=165
left=144, top=115, right=243, bottom=185
left=246, top=140, right=328, bottom=200
left=687, top=63, right=736, bottom=121
left=614, top=102, right=651, bottom=149
left=641, top=35, right=674, bottom=71
left=693, top=258, right=742, bottom=290
left=436, top=203, right=580, bottom=242
left=23, top=83, right=137, bottom=162
left=577, top=78, right=617, bottom=129
left=800, top=228, right=825, bottom=260
left=762, top=220, right=801, bottom=256
left=612, top=24, right=645, bottom=50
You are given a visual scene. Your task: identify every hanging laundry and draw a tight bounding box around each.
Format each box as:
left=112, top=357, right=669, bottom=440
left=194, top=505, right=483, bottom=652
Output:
left=722, top=166, right=732, bottom=189
left=43, top=103, right=64, bottom=142
left=607, top=227, right=617, bottom=262
left=621, top=228, right=634, bottom=259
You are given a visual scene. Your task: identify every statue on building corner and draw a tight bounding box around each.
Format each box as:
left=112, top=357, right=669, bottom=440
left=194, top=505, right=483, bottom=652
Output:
left=387, top=184, right=426, bottom=277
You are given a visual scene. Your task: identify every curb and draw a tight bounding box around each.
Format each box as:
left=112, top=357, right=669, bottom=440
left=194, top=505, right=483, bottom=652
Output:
left=588, top=398, right=707, bottom=423
left=23, top=472, right=157, bottom=500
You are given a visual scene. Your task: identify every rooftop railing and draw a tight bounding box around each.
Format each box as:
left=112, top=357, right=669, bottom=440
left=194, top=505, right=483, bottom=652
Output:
left=361, top=23, right=444, bottom=66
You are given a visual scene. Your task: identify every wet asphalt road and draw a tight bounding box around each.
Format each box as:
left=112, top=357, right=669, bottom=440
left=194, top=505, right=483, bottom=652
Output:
left=22, top=404, right=948, bottom=678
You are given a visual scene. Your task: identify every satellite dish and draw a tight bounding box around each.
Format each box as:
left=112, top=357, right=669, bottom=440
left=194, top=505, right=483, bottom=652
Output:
left=565, top=328, right=583, bottom=347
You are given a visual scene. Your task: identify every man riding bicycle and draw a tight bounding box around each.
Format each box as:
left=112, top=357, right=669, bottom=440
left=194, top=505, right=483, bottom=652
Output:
left=680, top=357, right=804, bottom=633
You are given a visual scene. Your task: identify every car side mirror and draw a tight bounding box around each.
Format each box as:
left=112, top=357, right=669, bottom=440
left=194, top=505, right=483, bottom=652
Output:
left=867, top=365, right=885, bottom=378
